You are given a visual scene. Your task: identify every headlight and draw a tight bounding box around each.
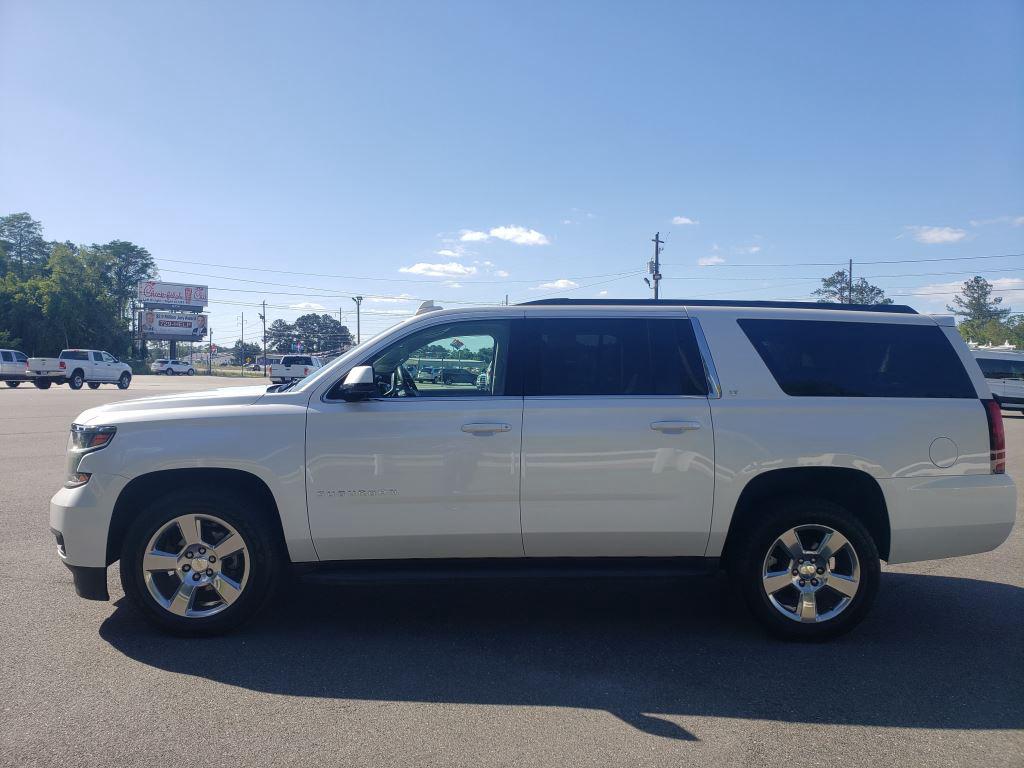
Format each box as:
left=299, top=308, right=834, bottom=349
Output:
left=65, top=424, right=116, bottom=487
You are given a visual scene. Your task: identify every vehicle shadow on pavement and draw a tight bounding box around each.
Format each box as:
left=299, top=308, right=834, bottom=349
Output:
left=99, top=572, right=1024, bottom=742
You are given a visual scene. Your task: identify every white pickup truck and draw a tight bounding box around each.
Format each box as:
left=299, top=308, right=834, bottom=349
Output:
left=28, top=349, right=132, bottom=390
left=269, top=355, right=322, bottom=384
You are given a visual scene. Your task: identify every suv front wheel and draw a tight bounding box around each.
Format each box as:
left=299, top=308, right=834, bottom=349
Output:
left=119, top=488, right=282, bottom=635
left=730, top=498, right=880, bottom=640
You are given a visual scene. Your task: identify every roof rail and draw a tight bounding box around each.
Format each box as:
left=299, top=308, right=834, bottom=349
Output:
left=519, top=298, right=918, bottom=314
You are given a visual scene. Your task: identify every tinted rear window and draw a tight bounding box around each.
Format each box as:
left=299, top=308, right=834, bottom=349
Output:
left=738, top=319, right=975, bottom=398
left=976, top=357, right=1024, bottom=379
left=1, top=351, right=12, bottom=362
left=281, top=356, right=312, bottom=366
left=522, top=318, right=708, bottom=396
left=60, top=351, right=89, bottom=361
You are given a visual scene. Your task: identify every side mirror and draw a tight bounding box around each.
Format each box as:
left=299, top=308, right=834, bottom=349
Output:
left=338, top=365, right=376, bottom=401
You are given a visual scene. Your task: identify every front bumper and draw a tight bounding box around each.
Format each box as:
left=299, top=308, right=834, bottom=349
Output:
left=50, top=472, right=129, bottom=570
left=882, top=473, right=1017, bottom=564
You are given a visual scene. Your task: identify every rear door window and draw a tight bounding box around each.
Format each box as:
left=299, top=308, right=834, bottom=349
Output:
left=521, top=318, right=708, bottom=396
left=1, top=351, right=12, bottom=362
left=14, top=352, right=27, bottom=362
left=738, top=319, right=976, bottom=398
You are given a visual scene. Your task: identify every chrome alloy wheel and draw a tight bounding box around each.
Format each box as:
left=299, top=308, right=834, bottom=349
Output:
left=761, top=524, right=861, bottom=624
left=141, top=513, right=250, bottom=618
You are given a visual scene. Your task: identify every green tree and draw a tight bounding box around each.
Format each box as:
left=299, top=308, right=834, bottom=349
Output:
left=231, top=340, right=262, bottom=365
left=94, top=240, right=157, bottom=320
left=947, top=276, right=1011, bottom=323
left=813, top=269, right=893, bottom=305
left=0, top=212, right=48, bottom=279
left=267, top=319, right=295, bottom=353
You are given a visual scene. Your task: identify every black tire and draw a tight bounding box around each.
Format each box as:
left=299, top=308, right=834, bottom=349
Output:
left=728, top=497, right=880, bottom=641
left=117, top=372, right=131, bottom=390
left=119, top=487, right=283, bottom=636
left=68, top=370, right=85, bottom=390
left=187, top=368, right=195, bottom=376
left=4, top=381, right=19, bottom=388
left=88, top=382, right=101, bottom=390
left=33, top=379, right=51, bottom=390
left=166, top=368, right=175, bottom=376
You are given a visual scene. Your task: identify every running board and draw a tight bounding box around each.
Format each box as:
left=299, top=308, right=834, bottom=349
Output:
left=295, top=557, right=720, bottom=586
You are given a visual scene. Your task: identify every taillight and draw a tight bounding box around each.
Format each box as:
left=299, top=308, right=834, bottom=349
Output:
left=304, top=367, right=309, bottom=375
left=59, top=360, right=66, bottom=369
left=983, top=399, right=1006, bottom=474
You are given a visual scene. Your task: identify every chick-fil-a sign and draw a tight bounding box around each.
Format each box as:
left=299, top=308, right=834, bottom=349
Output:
left=136, top=281, right=208, bottom=308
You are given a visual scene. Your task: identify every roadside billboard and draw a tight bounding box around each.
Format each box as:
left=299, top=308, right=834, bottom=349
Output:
left=137, top=281, right=208, bottom=310
left=139, top=310, right=209, bottom=340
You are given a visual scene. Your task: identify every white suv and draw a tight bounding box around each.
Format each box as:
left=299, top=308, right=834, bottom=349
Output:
left=150, top=358, right=196, bottom=376
left=49, top=300, right=1015, bottom=639
left=972, top=348, right=1024, bottom=413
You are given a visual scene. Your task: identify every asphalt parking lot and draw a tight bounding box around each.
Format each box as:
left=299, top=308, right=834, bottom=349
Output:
left=0, top=377, right=1021, bottom=767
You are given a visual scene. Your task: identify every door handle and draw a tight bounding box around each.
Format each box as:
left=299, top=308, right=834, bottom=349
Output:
left=461, top=423, right=512, bottom=434
left=650, top=420, right=702, bottom=433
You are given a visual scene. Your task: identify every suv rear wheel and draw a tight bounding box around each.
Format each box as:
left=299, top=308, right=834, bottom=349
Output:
left=730, top=497, right=880, bottom=640
left=119, top=488, right=282, bottom=635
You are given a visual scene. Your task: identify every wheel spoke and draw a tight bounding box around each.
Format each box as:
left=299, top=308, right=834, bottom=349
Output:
left=828, top=573, right=859, bottom=598
left=211, top=573, right=243, bottom=606
left=762, top=570, right=795, bottom=595
left=174, top=514, right=204, bottom=550
left=817, top=530, right=849, bottom=560
left=778, top=528, right=805, bottom=562
left=213, top=533, right=243, bottom=560
left=143, top=549, right=179, bottom=572
left=167, top=579, right=197, bottom=616
left=797, top=590, right=818, bottom=622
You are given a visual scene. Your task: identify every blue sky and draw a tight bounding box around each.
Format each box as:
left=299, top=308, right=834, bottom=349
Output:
left=2, top=1, right=1022, bottom=344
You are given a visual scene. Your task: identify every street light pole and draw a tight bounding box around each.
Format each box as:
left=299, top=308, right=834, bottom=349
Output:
left=352, top=296, right=363, bottom=344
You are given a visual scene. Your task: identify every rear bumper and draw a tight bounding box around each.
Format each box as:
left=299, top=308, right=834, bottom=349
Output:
left=882, top=474, right=1017, bottom=564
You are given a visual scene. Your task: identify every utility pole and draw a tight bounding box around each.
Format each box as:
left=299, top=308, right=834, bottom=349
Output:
left=259, top=301, right=267, bottom=377
left=240, top=312, right=244, bottom=375
left=208, top=328, right=213, bottom=375
left=352, top=296, right=363, bottom=344
left=848, top=259, right=854, bottom=304
left=649, top=232, right=664, bottom=300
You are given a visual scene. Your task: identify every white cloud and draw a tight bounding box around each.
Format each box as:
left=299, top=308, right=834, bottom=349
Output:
left=444, top=281, right=463, bottom=289
left=598, top=290, right=609, bottom=296
left=908, top=225, right=967, bottom=244
left=562, top=219, right=573, bottom=225
left=535, top=278, right=579, bottom=290
left=1015, top=216, right=1024, bottom=227
left=493, top=269, right=510, bottom=278
left=460, top=225, right=550, bottom=245
left=366, top=293, right=415, bottom=304
left=672, top=215, right=699, bottom=226
left=289, top=302, right=325, bottom=311
left=399, top=262, right=478, bottom=277
left=906, top=277, right=1024, bottom=307
left=698, top=255, right=725, bottom=266
left=435, top=248, right=462, bottom=258
left=737, top=245, right=761, bottom=254
left=969, top=215, right=1024, bottom=227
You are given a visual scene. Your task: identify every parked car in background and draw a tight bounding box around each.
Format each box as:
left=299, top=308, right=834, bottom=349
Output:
left=28, top=349, right=132, bottom=390
left=476, top=370, right=489, bottom=391
left=269, top=355, right=323, bottom=384
left=433, top=367, right=477, bottom=385
left=150, top=359, right=196, bottom=376
left=49, top=300, right=1015, bottom=640
left=414, top=365, right=435, bottom=382
left=972, top=348, right=1024, bottom=412
left=0, top=349, right=30, bottom=388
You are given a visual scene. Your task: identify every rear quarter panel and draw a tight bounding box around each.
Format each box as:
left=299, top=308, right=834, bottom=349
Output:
left=690, top=308, right=993, bottom=557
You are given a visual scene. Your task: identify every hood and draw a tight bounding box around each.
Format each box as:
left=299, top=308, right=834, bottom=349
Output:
left=74, top=385, right=269, bottom=425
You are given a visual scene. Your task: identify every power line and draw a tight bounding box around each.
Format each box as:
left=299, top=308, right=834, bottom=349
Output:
left=156, top=257, right=641, bottom=286
left=662, top=252, right=1023, bottom=268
